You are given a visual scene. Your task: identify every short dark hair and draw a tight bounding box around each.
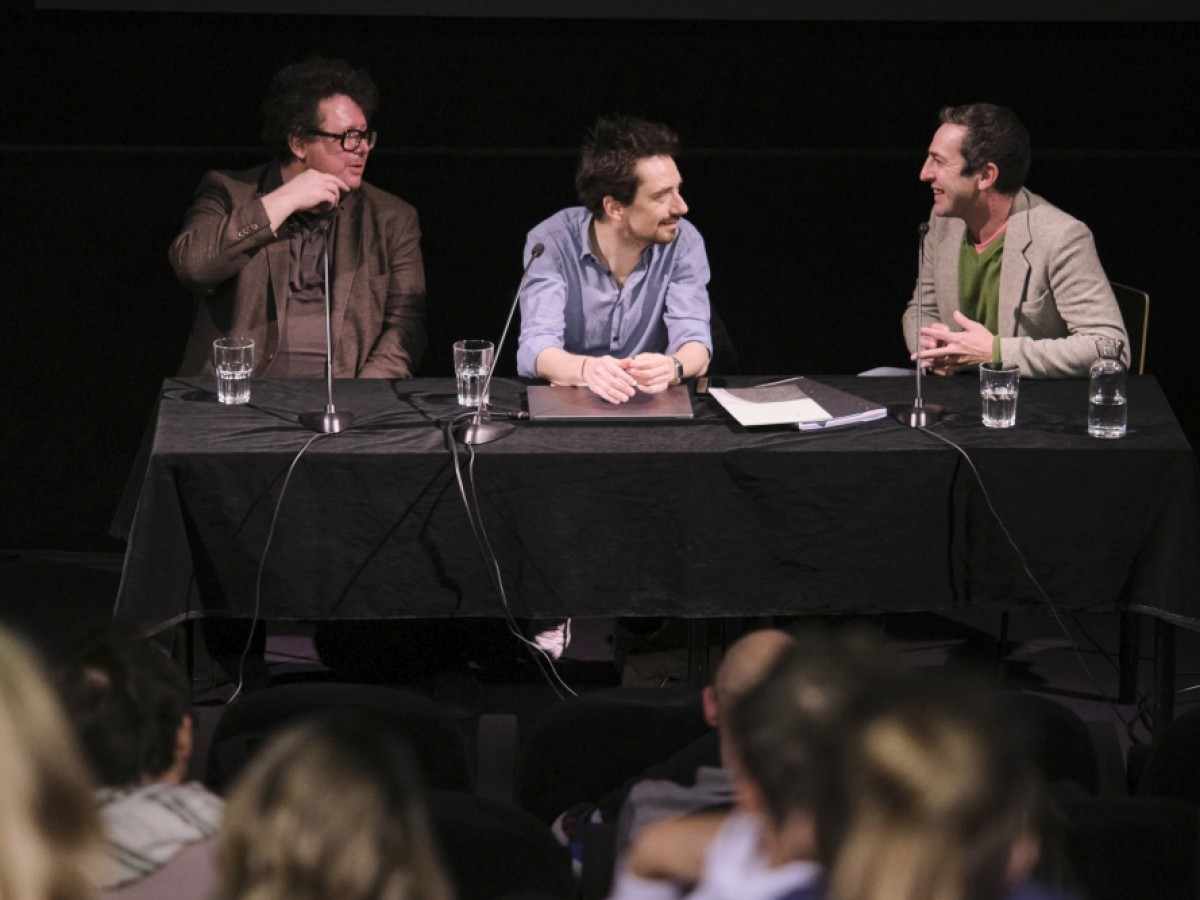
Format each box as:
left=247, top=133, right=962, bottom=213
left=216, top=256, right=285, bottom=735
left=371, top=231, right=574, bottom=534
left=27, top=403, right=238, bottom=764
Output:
left=55, top=622, right=191, bottom=785
left=938, top=103, right=1031, bottom=194
left=575, top=116, right=680, bottom=217
left=261, top=56, right=379, bottom=161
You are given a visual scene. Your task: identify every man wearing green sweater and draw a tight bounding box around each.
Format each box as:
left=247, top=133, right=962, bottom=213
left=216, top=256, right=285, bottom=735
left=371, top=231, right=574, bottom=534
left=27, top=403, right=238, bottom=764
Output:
left=903, top=103, right=1127, bottom=378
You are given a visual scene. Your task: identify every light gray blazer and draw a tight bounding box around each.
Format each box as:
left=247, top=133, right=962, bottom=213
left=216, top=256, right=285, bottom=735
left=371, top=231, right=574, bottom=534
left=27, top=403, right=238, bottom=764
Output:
left=903, top=189, right=1128, bottom=377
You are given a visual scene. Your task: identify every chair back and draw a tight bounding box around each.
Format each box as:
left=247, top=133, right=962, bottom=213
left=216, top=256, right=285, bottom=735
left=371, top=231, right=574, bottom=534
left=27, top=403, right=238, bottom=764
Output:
left=1002, top=691, right=1101, bottom=796
left=1110, top=282, right=1150, bottom=374
left=1061, top=796, right=1200, bottom=900
left=515, top=687, right=710, bottom=823
left=203, top=681, right=474, bottom=794
left=425, top=790, right=576, bottom=900
left=1137, top=705, right=1200, bottom=804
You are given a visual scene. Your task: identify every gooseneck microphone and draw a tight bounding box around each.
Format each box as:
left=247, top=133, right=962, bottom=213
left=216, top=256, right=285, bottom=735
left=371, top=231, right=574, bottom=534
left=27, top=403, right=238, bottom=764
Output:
left=300, top=216, right=355, bottom=433
left=455, top=242, right=545, bottom=445
left=892, top=221, right=943, bottom=428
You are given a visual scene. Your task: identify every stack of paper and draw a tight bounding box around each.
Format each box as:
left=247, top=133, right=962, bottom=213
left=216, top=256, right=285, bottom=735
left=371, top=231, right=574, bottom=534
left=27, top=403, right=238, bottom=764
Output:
left=710, top=378, right=888, bottom=431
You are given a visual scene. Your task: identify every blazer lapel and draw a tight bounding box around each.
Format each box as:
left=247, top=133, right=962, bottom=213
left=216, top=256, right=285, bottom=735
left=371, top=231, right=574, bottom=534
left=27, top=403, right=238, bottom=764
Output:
left=937, top=219, right=965, bottom=325
left=999, top=189, right=1033, bottom=338
left=330, top=192, right=364, bottom=368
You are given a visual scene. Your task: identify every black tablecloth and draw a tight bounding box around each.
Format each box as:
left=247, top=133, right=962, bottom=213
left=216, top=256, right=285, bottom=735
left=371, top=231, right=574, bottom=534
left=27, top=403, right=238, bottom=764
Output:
left=114, top=375, right=1200, bottom=631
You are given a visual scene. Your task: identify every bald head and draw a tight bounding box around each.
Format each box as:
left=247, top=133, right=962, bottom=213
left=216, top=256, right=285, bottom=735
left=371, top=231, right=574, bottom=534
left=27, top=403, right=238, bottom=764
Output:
left=713, top=629, right=794, bottom=715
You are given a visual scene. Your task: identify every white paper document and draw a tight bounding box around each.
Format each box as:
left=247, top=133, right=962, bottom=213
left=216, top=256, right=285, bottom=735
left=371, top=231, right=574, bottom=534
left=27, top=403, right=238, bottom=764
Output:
left=709, top=384, right=832, bottom=427
left=710, top=378, right=888, bottom=430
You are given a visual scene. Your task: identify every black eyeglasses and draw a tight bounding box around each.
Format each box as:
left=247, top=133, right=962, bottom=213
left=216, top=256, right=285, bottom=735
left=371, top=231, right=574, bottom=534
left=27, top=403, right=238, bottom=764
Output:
left=307, top=128, right=378, bottom=151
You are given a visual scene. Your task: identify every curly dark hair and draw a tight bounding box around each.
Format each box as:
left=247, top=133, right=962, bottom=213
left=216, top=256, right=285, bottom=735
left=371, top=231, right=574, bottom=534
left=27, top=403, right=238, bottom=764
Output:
left=261, top=56, right=379, bottom=161
left=938, top=103, right=1031, bottom=194
left=575, top=116, right=680, bottom=217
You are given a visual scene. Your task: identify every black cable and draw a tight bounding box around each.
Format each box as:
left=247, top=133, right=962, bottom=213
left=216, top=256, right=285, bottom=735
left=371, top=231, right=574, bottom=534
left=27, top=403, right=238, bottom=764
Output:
left=226, top=430, right=329, bottom=703
left=442, top=414, right=576, bottom=699
left=916, top=424, right=1146, bottom=742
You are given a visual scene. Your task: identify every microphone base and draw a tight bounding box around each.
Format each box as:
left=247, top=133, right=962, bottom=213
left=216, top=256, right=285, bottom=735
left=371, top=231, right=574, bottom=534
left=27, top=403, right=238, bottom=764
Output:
left=299, top=409, right=356, bottom=433
left=454, top=418, right=517, bottom=445
left=890, top=403, right=943, bottom=428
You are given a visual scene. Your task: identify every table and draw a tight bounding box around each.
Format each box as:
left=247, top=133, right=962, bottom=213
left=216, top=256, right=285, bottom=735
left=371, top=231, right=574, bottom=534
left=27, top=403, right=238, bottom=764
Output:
left=117, top=374, right=1199, bottom=631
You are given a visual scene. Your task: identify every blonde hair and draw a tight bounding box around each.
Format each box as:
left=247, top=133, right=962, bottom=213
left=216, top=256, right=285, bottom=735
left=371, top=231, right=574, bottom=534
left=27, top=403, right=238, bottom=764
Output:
left=216, top=715, right=454, bottom=900
left=824, top=685, right=1040, bottom=900
left=0, top=626, right=101, bottom=900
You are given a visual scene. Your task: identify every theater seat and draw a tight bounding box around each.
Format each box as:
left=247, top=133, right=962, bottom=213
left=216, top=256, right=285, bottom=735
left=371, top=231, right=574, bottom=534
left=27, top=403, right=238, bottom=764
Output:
left=203, top=681, right=473, bottom=794
left=425, top=790, right=575, bottom=900
left=515, top=686, right=709, bottom=824
left=1061, top=796, right=1199, bottom=900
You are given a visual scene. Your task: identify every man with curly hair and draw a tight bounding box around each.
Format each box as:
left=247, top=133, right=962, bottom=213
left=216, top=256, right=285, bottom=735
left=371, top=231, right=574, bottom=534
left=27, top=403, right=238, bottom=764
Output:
left=171, top=56, right=426, bottom=380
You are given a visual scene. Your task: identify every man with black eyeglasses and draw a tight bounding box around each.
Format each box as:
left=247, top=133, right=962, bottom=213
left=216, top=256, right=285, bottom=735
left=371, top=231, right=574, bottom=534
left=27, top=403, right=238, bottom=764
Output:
left=168, top=57, right=427, bottom=691
left=171, top=55, right=426, bottom=380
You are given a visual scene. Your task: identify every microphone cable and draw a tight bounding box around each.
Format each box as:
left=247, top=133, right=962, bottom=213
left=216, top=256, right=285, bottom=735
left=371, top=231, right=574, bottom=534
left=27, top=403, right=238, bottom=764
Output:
left=228, top=428, right=330, bottom=703
left=916, top=423, right=1149, bottom=744
left=443, top=410, right=577, bottom=700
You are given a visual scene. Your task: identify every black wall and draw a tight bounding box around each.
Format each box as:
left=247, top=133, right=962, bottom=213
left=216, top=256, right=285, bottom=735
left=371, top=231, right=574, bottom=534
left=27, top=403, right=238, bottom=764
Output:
left=4, top=8, right=1197, bottom=549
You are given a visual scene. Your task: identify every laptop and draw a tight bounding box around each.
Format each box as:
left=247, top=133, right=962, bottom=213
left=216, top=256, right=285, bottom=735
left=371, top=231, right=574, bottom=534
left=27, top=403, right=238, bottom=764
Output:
left=526, top=384, right=694, bottom=421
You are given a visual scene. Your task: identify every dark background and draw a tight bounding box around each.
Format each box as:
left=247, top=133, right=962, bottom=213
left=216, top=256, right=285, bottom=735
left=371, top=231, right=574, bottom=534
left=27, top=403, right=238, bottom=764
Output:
left=4, top=5, right=1197, bottom=550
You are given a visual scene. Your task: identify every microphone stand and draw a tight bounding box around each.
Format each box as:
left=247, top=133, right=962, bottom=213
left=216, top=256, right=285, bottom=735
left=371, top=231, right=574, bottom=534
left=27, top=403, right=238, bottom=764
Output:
left=300, top=233, right=354, bottom=433
left=455, top=243, right=544, bottom=445
left=892, top=221, right=943, bottom=428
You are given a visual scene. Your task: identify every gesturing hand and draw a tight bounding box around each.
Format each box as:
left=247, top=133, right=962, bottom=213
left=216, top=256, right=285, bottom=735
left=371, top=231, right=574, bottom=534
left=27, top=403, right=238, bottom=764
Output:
left=915, top=311, right=995, bottom=376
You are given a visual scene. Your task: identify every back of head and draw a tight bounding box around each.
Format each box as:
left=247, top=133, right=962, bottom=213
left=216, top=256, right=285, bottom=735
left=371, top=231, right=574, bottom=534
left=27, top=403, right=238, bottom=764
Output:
left=819, top=675, right=1042, bottom=900
left=0, top=625, right=100, bottom=900
left=261, top=56, right=379, bottom=160
left=725, top=629, right=909, bottom=831
left=216, top=713, right=453, bottom=900
left=575, top=115, right=680, bottom=216
left=55, top=620, right=192, bottom=785
left=713, top=628, right=795, bottom=712
left=938, top=103, right=1031, bottom=194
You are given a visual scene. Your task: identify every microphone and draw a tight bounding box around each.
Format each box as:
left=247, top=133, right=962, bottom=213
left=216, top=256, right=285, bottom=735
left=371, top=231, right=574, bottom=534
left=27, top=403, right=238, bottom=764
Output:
left=455, top=242, right=545, bottom=444
left=892, top=221, right=943, bottom=427
left=299, top=215, right=355, bottom=433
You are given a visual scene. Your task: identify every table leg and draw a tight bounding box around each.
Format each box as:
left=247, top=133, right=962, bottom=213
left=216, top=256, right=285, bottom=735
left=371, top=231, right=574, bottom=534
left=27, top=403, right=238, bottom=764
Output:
left=1118, top=611, right=1141, bottom=704
left=1152, top=618, right=1176, bottom=737
left=688, top=619, right=710, bottom=689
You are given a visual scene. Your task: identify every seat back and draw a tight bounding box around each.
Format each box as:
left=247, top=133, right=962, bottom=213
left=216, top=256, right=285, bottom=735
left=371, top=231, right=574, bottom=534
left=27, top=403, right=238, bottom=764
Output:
left=1061, top=796, right=1200, bottom=900
left=425, top=790, right=576, bottom=900
left=1110, top=281, right=1150, bottom=374
left=515, top=687, right=710, bottom=823
left=1137, top=705, right=1200, bottom=804
left=203, top=681, right=473, bottom=794
left=1002, top=691, right=1101, bottom=796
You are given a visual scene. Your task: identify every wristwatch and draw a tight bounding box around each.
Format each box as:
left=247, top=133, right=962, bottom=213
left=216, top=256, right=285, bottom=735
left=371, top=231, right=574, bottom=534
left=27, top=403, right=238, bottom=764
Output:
left=671, top=356, right=685, bottom=384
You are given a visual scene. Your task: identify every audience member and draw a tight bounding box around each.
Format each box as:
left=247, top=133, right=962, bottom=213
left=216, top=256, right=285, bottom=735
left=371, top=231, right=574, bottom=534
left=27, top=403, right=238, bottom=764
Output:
left=793, top=674, right=1078, bottom=900
left=54, top=622, right=223, bottom=898
left=214, top=713, right=453, bottom=900
left=550, top=629, right=791, bottom=871
left=0, top=624, right=101, bottom=900
left=611, top=629, right=795, bottom=860
left=609, top=629, right=899, bottom=900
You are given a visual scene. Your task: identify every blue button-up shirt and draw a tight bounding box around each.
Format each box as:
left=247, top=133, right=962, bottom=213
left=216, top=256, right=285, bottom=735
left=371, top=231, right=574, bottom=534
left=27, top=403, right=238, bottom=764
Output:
left=516, top=207, right=712, bottom=378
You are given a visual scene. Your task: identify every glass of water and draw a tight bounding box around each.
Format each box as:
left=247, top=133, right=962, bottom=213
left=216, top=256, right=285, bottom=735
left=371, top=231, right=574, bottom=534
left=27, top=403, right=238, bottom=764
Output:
left=979, top=362, right=1019, bottom=428
left=453, top=340, right=494, bottom=407
left=213, top=336, right=254, bottom=405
